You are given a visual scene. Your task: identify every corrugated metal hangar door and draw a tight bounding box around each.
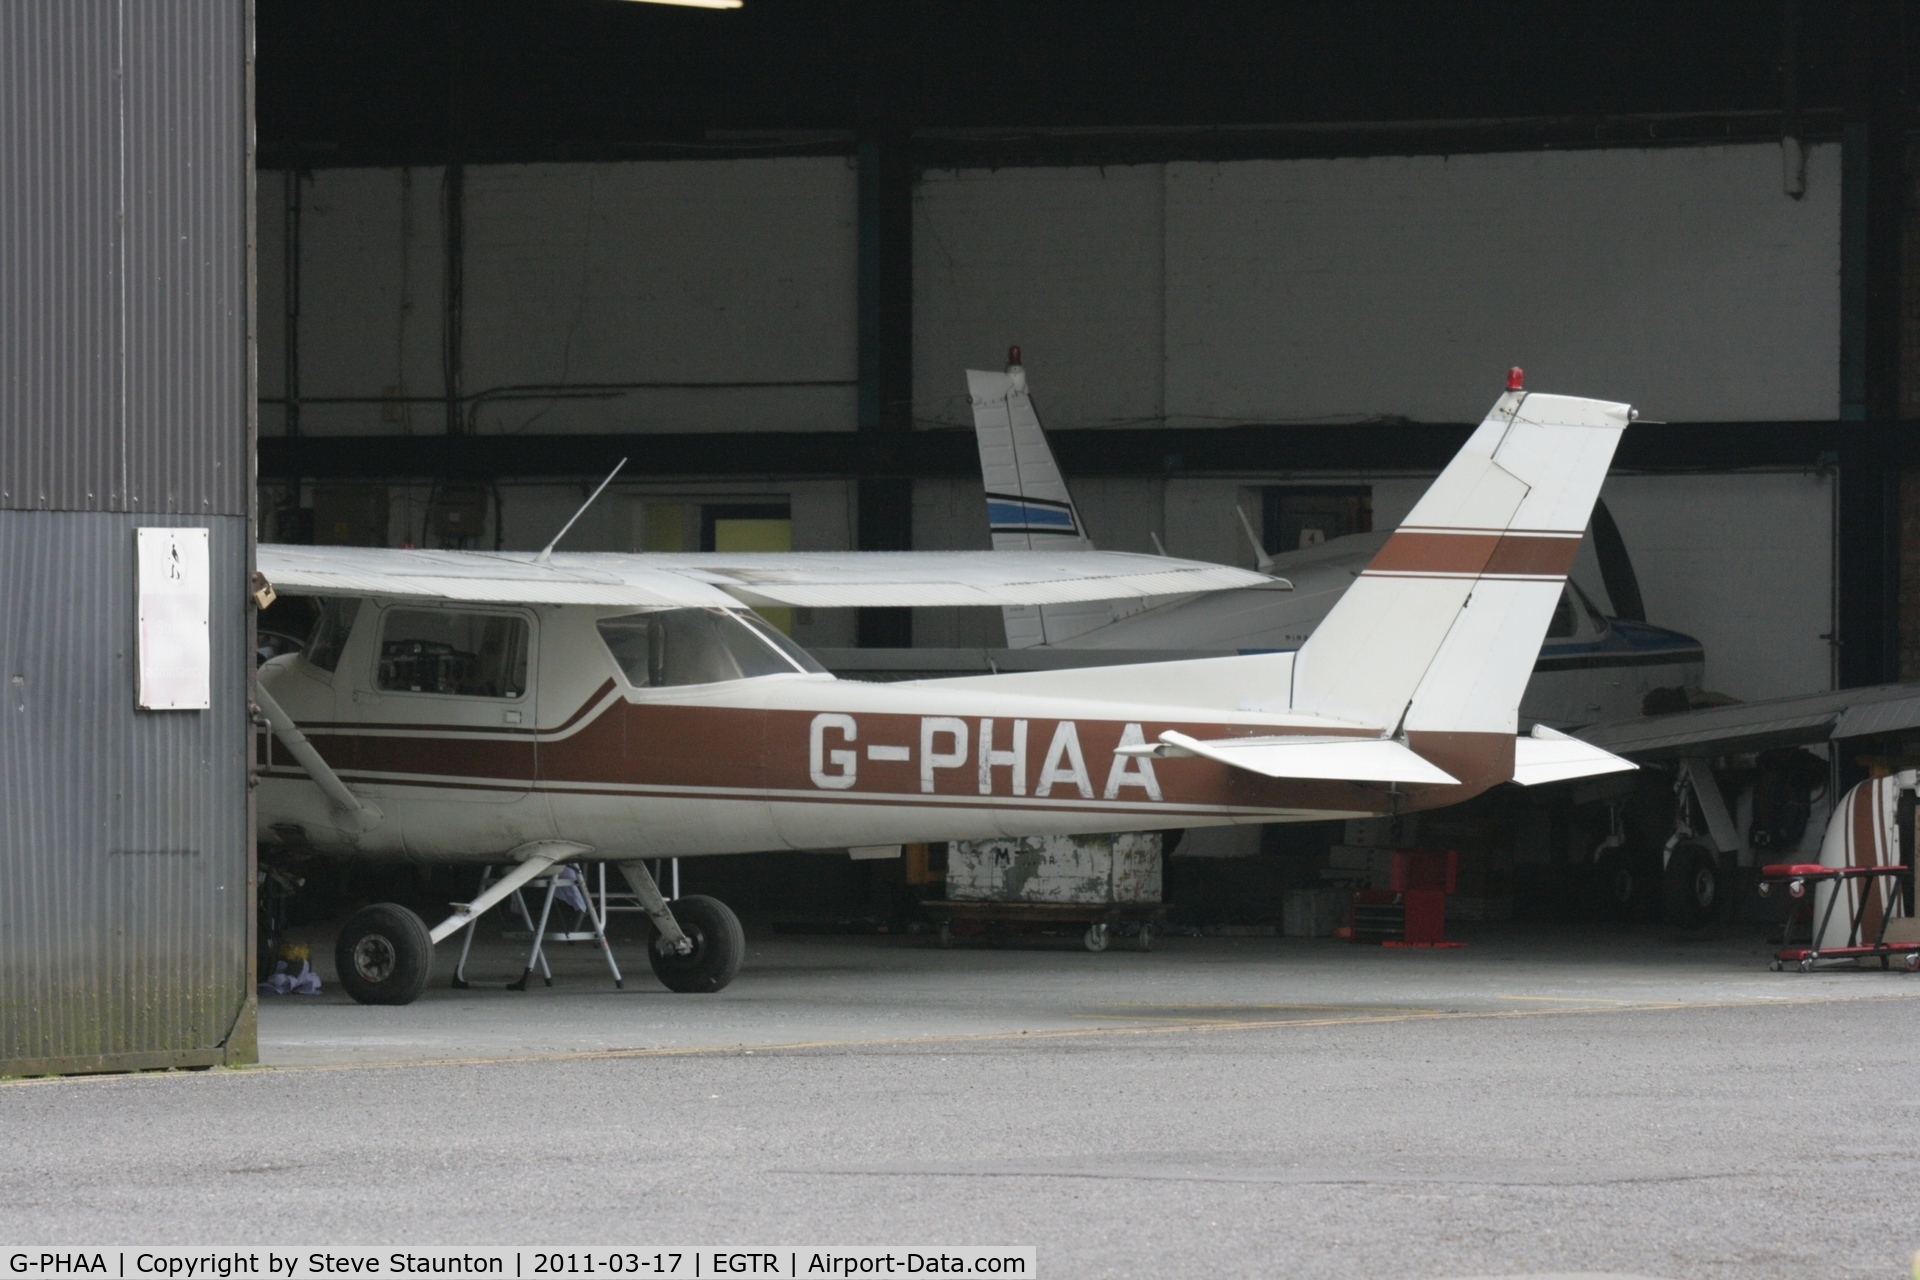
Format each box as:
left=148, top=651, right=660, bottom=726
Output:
left=1, top=1, right=255, bottom=1075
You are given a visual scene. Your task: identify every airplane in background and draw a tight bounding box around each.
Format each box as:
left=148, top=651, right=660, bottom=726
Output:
left=965, top=351, right=1704, bottom=731
left=253, top=383, right=1638, bottom=1004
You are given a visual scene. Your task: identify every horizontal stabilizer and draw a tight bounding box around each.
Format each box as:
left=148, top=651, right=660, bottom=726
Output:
left=1511, top=725, right=1637, bottom=786
left=1120, top=730, right=1459, bottom=785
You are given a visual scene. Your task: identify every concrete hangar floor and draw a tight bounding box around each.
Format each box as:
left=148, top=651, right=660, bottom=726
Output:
left=6, top=928, right=1916, bottom=1280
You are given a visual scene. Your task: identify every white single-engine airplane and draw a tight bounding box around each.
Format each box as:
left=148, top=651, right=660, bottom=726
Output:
left=255, top=381, right=1637, bottom=1005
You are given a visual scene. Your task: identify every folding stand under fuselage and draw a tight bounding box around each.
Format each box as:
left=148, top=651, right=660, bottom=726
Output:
left=452, top=865, right=624, bottom=990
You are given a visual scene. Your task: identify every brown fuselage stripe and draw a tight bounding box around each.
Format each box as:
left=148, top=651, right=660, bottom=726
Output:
left=271, top=694, right=1518, bottom=817
left=1365, top=530, right=1580, bottom=579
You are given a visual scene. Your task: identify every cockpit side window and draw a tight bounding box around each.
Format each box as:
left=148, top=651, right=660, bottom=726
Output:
left=595, top=608, right=827, bottom=688
left=304, top=597, right=362, bottom=673
left=377, top=609, right=530, bottom=698
left=652, top=609, right=744, bottom=686
left=595, top=615, right=653, bottom=687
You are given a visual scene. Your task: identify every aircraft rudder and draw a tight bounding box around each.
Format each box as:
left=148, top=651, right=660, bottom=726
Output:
left=1291, top=383, right=1632, bottom=744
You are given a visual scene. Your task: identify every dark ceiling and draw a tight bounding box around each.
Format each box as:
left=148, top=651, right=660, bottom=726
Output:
left=258, top=0, right=1868, bottom=166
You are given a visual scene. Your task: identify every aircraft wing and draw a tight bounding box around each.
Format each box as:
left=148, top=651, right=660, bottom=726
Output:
left=257, top=545, right=741, bottom=607
left=256, top=545, right=1269, bottom=610
left=1573, top=681, right=1920, bottom=760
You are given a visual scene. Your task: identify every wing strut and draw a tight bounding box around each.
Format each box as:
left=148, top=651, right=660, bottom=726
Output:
left=253, top=684, right=383, bottom=831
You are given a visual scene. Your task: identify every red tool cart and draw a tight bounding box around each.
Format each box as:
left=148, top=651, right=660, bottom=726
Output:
left=1760, top=862, right=1918, bottom=973
left=1349, top=848, right=1465, bottom=948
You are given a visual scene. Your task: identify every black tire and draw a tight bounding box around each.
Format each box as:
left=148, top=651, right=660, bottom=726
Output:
left=1662, top=843, right=1726, bottom=933
left=1591, top=850, right=1639, bottom=921
left=648, top=894, right=744, bottom=994
left=334, top=903, right=433, bottom=1005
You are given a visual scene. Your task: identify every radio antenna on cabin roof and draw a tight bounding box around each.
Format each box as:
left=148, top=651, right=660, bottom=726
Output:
left=535, top=457, right=628, bottom=565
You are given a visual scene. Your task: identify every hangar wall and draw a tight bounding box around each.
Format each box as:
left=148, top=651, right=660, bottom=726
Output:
left=916, top=144, right=1841, bottom=428
left=262, top=141, right=1845, bottom=698
left=260, top=158, right=859, bottom=439
left=2, top=0, right=255, bottom=1074
left=267, top=143, right=1837, bottom=440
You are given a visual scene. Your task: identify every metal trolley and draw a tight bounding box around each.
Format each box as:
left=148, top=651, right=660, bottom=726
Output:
left=1760, top=862, right=1918, bottom=973
left=920, top=900, right=1170, bottom=952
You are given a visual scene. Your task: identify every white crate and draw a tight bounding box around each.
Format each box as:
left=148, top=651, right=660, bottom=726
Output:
left=947, top=832, right=1163, bottom=904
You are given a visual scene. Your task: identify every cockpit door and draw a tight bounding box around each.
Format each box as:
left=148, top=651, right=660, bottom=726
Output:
left=339, top=603, right=538, bottom=804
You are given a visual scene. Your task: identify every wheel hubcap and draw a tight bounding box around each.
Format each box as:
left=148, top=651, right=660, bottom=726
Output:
left=352, top=934, right=397, bottom=983
left=658, top=924, right=704, bottom=965
left=1692, top=867, right=1717, bottom=909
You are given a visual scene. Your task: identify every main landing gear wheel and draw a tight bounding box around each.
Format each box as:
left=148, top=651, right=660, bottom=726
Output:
left=649, top=894, right=744, bottom=994
left=1592, top=851, right=1638, bottom=920
left=335, top=903, right=433, bottom=1006
left=1662, top=842, right=1725, bottom=933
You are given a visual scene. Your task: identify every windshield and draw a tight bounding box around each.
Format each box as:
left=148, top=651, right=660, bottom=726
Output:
left=596, top=608, right=826, bottom=688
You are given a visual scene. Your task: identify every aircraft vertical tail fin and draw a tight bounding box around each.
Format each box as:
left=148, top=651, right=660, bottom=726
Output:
left=1289, top=382, right=1631, bottom=786
left=968, top=350, right=1114, bottom=647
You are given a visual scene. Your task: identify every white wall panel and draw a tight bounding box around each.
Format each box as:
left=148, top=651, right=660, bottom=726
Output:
left=915, top=166, right=1166, bottom=430
left=462, top=159, right=857, bottom=434
left=256, top=167, right=288, bottom=439
left=1164, top=478, right=1252, bottom=569
left=1599, top=471, right=1833, bottom=701
left=912, top=476, right=990, bottom=552
left=1165, top=145, right=1839, bottom=424
left=296, top=167, right=447, bottom=436
left=911, top=477, right=1002, bottom=647
left=1063, top=476, right=1169, bottom=555
left=257, top=169, right=285, bottom=408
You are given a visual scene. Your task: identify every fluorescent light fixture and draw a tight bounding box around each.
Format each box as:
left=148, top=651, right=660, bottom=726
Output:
left=622, top=0, right=743, bottom=7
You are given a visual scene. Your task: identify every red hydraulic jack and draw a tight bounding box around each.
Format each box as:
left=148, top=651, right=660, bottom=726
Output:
left=1351, top=848, right=1465, bottom=948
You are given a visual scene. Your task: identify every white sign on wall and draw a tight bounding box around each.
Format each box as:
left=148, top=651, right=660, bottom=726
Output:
left=136, top=527, right=210, bottom=711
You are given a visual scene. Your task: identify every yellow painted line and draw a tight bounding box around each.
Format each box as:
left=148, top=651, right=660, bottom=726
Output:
left=1069, top=1008, right=1441, bottom=1024
left=1497, top=994, right=1686, bottom=1006
left=1092, top=1001, right=1440, bottom=1014
left=4, top=989, right=1918, bottom=1089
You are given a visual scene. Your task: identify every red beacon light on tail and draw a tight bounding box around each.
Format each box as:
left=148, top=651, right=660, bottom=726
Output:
left=1506, top=366, right=1525, bottom=392
left=1008, top=345, right=1023, bottom=368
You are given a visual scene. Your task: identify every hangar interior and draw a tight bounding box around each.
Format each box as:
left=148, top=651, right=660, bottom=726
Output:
left=240, top=0, right=1920, bottom=936
left=10, top=0, right=1920, bottom=1079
